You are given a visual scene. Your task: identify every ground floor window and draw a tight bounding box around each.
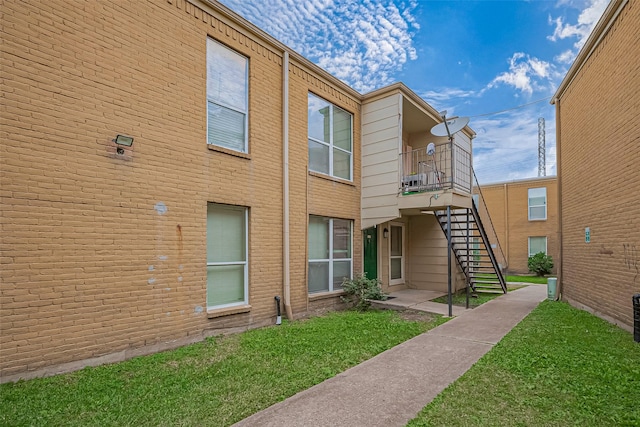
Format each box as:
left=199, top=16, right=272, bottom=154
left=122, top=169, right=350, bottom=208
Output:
left=207, top=203, right=248, bottom=309
left=390, top=223, right=404, bottom=285
left=528, top=236, right=547, bottom=257
left=308, top=216, right=353, bottom=293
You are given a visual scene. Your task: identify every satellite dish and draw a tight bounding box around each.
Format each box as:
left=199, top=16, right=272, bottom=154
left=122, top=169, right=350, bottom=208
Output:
left=430, top=116, right=470, bottom=137
left=426, top=143, right=436, bottom=156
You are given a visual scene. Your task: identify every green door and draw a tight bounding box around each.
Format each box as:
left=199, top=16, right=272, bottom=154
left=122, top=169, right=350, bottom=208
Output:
left=363, top=227, right=378, bottom=279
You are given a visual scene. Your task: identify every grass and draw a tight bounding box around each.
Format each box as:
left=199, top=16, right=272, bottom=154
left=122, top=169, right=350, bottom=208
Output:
left=506, top=275, right=549, bottom=284
left=408, top=301, right=640, bottom=427
left=431, top=285, right=524, bottom=308
left=0, top=310, right=447, bottom=427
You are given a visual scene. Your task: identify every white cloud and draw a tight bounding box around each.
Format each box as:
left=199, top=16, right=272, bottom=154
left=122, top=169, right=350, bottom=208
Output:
left=554, top=49, right=575, bottom=64
left=421, top=88, right=477, bottom=103
left=219, top=0, right=419, bottom=92
left=472, top=109, right=556, bottom=184
left=547, top=0, right=609, bottom=62
left=487, top=53, right=556, bottom=95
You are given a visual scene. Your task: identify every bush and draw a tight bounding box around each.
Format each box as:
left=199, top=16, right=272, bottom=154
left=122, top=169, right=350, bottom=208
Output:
left=528, top=252, right=554, bottom=276
left=341, top=273, right=387, bottom=311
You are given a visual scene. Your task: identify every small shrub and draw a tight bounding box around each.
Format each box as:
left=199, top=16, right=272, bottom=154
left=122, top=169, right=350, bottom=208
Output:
left=528, top=252, right=554, bottom=276
left=341, top=273, right=387, bottom=311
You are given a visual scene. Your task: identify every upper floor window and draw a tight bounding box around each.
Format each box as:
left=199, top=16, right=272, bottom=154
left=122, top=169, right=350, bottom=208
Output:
left=207, top=39, right=248, bottom=153
left=528, top=187, right=547, bottom=220
left=308, top=93, right=353, bottom=180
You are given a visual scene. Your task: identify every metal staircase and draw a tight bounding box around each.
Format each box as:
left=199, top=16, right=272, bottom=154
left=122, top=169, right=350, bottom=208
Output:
left=434, top=188, right=507, bottom=294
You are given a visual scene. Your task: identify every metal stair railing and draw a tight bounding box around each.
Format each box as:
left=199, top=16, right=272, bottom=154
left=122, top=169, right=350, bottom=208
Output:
left=472, top=169, right=507, bottom=272
left=470, top=202, right=507, bottom=293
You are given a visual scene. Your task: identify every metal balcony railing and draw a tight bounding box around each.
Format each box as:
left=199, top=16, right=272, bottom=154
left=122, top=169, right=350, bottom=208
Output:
left=399, top=142, right=472, bottom=194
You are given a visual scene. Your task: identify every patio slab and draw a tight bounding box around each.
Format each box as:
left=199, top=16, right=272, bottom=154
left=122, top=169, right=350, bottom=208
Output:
left=370, top=288, right=471, bottom=317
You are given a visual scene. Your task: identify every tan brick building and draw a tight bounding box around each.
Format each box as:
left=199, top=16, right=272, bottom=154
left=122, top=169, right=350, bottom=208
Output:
left=475, top=177, right=558, bottom=275
left=1, top=0, right=501, bottom=382
left=552, top=0, right=639, bottom=331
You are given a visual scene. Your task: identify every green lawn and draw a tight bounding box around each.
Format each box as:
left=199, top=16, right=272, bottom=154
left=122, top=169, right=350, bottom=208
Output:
left=0, top=310, right=446, bottom=426
left=4, top=302, right=637, bottom=427
left=506, top=275, right=549, bottom=284
left=408, top=301, right=640, bottom=427
left=431, top=285, right=524, bottom=308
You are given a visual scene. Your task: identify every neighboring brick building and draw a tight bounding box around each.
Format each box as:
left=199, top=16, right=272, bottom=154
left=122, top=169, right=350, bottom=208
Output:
left=475, top=177, right=558, bottom=275
left=552, top=0, right=639, bottom=331
left=2, top=0, right=502, bottom=382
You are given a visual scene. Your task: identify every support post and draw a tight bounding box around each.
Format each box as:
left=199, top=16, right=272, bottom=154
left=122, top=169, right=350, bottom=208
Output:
left=447, top=206, right=452, bottom=317
left=466, top=208, right=470, bottom=309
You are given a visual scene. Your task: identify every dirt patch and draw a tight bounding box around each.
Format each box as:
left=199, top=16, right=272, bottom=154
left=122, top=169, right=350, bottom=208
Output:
left=395, top=309, right=437, bottom=323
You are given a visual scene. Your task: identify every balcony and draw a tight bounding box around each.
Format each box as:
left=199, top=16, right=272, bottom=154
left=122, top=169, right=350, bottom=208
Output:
left=361, top=84, right=475, bottom=229
left=399, top=142, right=472, bottom=195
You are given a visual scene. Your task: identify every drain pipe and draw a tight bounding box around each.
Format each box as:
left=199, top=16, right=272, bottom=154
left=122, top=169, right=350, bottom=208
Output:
left=274, top=296, right=282, bottom=325
left=282, top=50, right=293, bottom=321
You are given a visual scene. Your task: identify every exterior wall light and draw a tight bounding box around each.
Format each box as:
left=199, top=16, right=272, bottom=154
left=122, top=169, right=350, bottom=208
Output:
left=383, top=228, right=389, bottom=238
left=114, top=134, right=134, bottom=147
left=113, top=134, right=134, bottom=155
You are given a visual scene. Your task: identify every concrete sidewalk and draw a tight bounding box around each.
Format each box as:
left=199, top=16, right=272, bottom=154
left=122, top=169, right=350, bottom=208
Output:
left=233, top=285, right=547, bottom=427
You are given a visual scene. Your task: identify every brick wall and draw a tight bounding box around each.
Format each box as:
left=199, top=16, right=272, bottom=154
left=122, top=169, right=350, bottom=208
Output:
left=478, top=178, right=559, bottom=274
left=556, top=0, right=639, bottom=330
left=1, top=0, right=361, bottom=381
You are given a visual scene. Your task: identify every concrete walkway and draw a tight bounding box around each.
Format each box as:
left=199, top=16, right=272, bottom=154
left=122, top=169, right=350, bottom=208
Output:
left=233, top=284, right=547, bottom=427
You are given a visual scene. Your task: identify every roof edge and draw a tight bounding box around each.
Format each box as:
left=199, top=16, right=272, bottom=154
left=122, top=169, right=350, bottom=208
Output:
left=196, top=0, right=363, bottom=100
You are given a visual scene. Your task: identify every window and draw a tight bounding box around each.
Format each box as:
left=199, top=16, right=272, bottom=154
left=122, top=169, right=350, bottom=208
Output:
left=390, top=223, right=404, bottom=285
left=308, top=216, right=353, bottom=293
left=207, top=39, right=248, bottom=152
left=308, top=93, right=353, bottom=180
left=528, top=236, right=547, bottom=257
left=528, top=187, right=547, bottom=220
left=207, top=203, right=248, bottom=309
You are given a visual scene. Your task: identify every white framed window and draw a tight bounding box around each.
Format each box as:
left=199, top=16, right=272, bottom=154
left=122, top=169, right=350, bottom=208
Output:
left=308, top=216, right=353, bottom=293
left=528, top=187, right=547, bottom=220
left=207, top=203, right=248, bottom=309
left=528, top=236, right=547, bottom=257
left=206, top=38, right=248, bottom=153
left=308, top=93, right=353, bottom=180
left=389, top=223, right=405, bottom=285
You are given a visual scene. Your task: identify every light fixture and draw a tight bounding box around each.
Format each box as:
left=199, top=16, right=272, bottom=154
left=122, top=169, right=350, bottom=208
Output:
left=383, top=228, right=389, bottom=238
left=114, top=134, right=134, bottom=147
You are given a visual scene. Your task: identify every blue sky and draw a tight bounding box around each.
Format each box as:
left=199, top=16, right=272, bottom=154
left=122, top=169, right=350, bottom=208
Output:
left=218, top=0, right=609, bottom=184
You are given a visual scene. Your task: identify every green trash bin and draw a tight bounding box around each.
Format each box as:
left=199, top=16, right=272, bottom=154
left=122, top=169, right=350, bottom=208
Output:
left=547, top=278, right=557, bottom=301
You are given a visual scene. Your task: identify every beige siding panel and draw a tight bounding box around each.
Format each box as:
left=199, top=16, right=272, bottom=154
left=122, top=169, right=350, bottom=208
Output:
left=362, top=94, right=401, bottom=228
left=406, top=215, right=462, bottom=292
left=363, top=106, right=400, bottom=129
left=362, top=92, right=401, bottom=114
left=362, top=139, right=399, bottom=157
left=362, top=182, right=399, bottom=198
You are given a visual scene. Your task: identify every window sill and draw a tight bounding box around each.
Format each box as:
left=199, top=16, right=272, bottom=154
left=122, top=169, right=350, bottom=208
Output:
left=207, top=144, right=251, bottom=160
left=308, top=171, right=355, bottom=187
left=207, top=304, right=251, bottom=319
left=308, top=290, right=345, bottom=301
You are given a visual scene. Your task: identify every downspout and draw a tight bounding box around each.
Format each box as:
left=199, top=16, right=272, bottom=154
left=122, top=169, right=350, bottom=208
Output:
left=282, top=51, right=293, bottom=320
left=504, top=183, right=509, bottom=271
left=554, top=97, right=563, bottom=300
